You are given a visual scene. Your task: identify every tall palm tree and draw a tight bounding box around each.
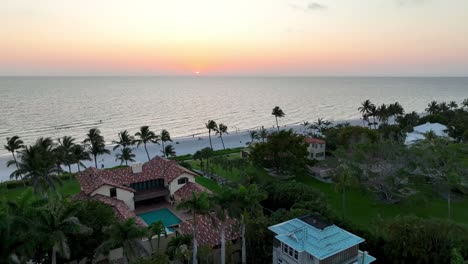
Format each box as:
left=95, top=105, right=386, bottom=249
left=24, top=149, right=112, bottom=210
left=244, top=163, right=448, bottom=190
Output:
left=112, top=130, right=134, bottom=151
left=258, top=126, right=268, bottom=143
left=57, top=136, right=77, bottom=174
left=213, top=188, right=239, bottom=264
left=425, top=101, right=440, bottom=115
left=176, top=192, right=211, bottom=264
left=439, top=102, right=450, bottom=113
left=135, top=126, right=160, bottom=161
left=147, top=221, right=167, bottom=254
left=71, top=144, right=91, bottom=172
left=248, top=130, right=258, bottom=145
left=115, top=147, right=136, bottom=166
left=377, top=104, right=389, bottom=125
left=205, top=120, right=218, bottom=149
left=167, top=234, right=192, bottom=261
left=272, top=106, right=285, bottom=131
left=84, top=128, right=110, bottom=168
left=36, top=200, right=91, bottom=264
left=368, top=104, right=379, bottom=129
left=448, top=101, right=458, bottom=110
left=358, top=100, right=375, bottom=127
left=216, top=123, right=228, bottom=150
left=4, top=135, right=25, bottom=182
left=8, top=139, right=61, bottom=194
left=301, top=121, right=310, bottom=134
left=96, top=218, right=149, bottom=262
left=462, top=98, right=468, bottom=109
left=163, top=145, right=176, bottom=158
left=160, top=129, right=172, bottom=155
left=334, top=166, right=355, bottom=220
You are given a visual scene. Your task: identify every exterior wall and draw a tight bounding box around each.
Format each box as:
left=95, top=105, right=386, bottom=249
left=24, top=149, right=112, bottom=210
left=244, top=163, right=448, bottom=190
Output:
left=273, top=239, right=319, bottom=264
left=307, top=143, right=326, bottom=161
left=167, top=173, right=196, bottom=195
left=92, top=185, right=135, bottom=210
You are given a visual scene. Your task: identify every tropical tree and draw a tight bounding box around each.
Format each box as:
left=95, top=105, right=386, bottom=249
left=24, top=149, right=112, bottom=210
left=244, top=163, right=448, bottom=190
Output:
left=4, top=135, right=25, bottom=181
left=272, top=106, right=285, bottom=131
left=84, top=128, right=110, bottom=168
left=439, top=102, right=450, bottom=113
left=368, top=104, right=379, bottom=129
left=301, top=121, right=310, bottom=134
left=258, top=126, right=268, bottom=143
left=163, top=145, right=176, bottom=158
left=147, top=221, right=167, bottom=254
left=205, top=120, right=218, bottom=149
left=213, top=188, right=239, bottom=264
left=36, top=200, right=91, bottom=264
left=7, top=138, right=61, bottom=194
left=135, top=126, right=160, bottom=161
left=115, top=147, right=136, bottom=166
left=96, top=218, right=149, bottom=262
left=176, top=192, right=211, bottom=264
left=216, top=123, right=228, bottom=150
left=160, top=129, right=172, bottom=155
left=333, top=166, right=356, bottom=220
left=71, top=144, right=91, bottom=172
left=248, top=130, right=258, bottom=144
left=462, top=98, right=468, bottom=109
left=112, top=130, right=134, bottom=151
left=166, top=234, right=192, bottom=262
left=449, top=101, right=458, bottom=110
left=358, top=99, right=375, bottom=127
left=57, top=136, right=77, bottom=174
left=426, top=100, right=440, bottom=115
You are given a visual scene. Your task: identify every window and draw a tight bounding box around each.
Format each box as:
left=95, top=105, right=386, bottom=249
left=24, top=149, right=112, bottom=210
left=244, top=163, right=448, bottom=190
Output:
left=178, top=177, right=188, bottom=185
left=316, top=152, right=324, bottom=157
left=110, top=188, right=117, bottom=197
left=282, top=244, right=299, bottom=261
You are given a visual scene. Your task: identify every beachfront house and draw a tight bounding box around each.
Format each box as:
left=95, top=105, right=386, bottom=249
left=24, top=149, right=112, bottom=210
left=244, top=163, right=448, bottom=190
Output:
left=404, top=122, right=449, bottom=145
left=75, top=156, right=202, bottom=224
left=269, top=215, right=376, bottom=264
left=305, top=138, right=326, bottom=161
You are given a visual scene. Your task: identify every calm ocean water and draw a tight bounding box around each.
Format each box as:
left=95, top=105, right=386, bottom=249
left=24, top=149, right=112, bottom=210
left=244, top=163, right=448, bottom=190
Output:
left=0, top=77, right=467, bottom=155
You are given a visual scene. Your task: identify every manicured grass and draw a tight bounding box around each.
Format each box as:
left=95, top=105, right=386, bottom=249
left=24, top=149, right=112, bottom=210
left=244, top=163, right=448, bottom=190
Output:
left=1, top=178, right=81, bottom=201
left=195, top=176, right=222, bottom=193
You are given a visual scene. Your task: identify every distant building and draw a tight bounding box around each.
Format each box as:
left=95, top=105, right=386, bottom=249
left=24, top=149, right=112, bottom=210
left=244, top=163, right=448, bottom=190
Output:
left=305, top=138, right=326, bottom=161
left=269, top=215, right=376, bottom=264
left=405, top=122, right=449, bottom=145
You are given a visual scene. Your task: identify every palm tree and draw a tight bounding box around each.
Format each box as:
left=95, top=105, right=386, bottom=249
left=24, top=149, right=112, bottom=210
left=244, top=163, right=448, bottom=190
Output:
left=71, top=144, right=91, bottom=172
left=334, top=166, right=355, bottom=220
left=448, top=101, right=458, bottom=110
left=115, top=147, right=136, bottom=166
left=163, top=145, right=176, bottom=158
left=368, top=104, right=379, bottom=129
left=160, top=129, right=172, bottom=155
left=96, top=218, right=149, bottom=262
left=248, top=130, right=258, bottom=144
left=462, top=98, right=468, bottom=109
left=57, top=136, right=77, bottom=174
left=4, top=135, right=25, bottom=182
left=112, top=130, right=134, bottom=151
left=216, top=123, right=228, bottom=150
left=272, top=106, right=285, bottom=131
left=167, top=234, right=192, bottom=261
left=205, top=120, right=218, bottom=149
left=377, top=104, right=389, bottom=125
left=213, top=188, right=239, bottom=264
left=36, top=200, right=91, bottom=264
left=301, top=121, right=310, bottom=134
left=439, top=102, right=450, bottom=113
left=176, top=192, right=211, bottom=264
left=258, top=126, right=268, bottom=143
left=135, top=126, right=160, bottom=161
left=426, top=101, right=440, bottom=115
left=358, top=100, right=375, bottom=126
left=84, top=128, right=110, bottom=168
left=8, top=139, right=61, bottom=194
left=148, top=221, right=167, bottom=254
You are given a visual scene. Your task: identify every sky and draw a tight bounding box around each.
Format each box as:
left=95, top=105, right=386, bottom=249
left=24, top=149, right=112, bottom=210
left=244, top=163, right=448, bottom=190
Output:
left=1, top=0, right=468, bottom=76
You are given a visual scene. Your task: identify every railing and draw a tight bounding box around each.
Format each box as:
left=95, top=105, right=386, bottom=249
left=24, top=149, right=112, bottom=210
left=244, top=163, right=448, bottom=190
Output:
left=134, top=188, right=170, bottom=201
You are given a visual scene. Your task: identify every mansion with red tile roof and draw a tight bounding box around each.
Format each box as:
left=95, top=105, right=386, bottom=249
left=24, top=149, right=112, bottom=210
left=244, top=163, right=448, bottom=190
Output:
left=75, top=156, right=205, bottom=224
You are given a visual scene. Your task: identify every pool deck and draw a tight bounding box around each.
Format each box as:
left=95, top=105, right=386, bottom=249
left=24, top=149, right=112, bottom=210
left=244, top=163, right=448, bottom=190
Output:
left=135, top=201, right=192, bottom=222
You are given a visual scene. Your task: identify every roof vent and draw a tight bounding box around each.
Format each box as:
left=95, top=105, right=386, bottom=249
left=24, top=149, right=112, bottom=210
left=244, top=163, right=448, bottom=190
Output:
left=131, top=163, right=143, bottom=173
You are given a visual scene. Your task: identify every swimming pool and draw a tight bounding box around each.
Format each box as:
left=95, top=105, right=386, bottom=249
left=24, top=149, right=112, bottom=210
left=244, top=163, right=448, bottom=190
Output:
left=137, top=208, right=183, bottom=232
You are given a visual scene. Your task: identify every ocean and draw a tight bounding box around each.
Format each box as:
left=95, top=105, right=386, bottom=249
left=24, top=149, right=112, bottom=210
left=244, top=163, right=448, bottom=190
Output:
left=0, top=76, right=467, bottom=156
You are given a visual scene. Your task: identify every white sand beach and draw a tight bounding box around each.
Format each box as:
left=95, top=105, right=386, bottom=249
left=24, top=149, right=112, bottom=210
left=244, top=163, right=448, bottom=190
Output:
left=0, top=120, right=363, bottom=182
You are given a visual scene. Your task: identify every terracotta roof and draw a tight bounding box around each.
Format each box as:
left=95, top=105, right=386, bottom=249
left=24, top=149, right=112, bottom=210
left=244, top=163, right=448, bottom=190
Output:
left=73, top=192, right=146, bottom=226
left=173, top=182, right=206, bottom=201
left=305, top=137, right=326, bottom=144
left=77, top=156, right=197, bottom=194
left=178, top=213, right=240, bottom=248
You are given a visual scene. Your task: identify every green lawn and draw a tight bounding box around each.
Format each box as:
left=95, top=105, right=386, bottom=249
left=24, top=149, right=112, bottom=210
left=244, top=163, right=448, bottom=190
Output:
left=195, top=176, right=222, bottom=193
left=1, top=178, right=80, bottom=201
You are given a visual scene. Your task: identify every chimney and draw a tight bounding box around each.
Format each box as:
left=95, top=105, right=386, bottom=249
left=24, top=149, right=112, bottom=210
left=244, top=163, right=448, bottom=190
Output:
left=131, top=163, right=142, bottom=173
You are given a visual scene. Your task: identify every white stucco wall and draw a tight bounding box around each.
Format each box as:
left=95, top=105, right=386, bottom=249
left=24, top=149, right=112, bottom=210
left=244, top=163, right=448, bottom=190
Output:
left=92, top=185, right=135, bottom=210
left=167, top=173, right=196, bottom=195
left=307, top=143, right=326, bottom=161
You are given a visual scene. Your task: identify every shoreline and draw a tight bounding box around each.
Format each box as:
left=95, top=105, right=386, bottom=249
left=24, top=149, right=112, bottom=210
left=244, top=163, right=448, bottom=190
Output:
left=0, top=118, right=363, bottom=182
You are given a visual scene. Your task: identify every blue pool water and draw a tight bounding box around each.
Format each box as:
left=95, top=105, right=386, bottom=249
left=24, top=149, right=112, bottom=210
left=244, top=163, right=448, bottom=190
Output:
left=137, top=208, right=183, bottom=231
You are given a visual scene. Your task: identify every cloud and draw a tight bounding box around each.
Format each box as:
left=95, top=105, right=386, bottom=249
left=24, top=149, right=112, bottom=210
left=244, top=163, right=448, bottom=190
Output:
left=289, top=2, right=327, bottom=11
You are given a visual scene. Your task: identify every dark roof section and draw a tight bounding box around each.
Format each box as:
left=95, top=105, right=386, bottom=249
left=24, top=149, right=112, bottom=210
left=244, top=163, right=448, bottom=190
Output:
left=299, top=215, right=332, bottom=230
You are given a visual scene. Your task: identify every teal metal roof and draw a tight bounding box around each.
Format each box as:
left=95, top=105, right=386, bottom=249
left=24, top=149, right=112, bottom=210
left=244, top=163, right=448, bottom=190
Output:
left=268, top=218, right=367, bottom=260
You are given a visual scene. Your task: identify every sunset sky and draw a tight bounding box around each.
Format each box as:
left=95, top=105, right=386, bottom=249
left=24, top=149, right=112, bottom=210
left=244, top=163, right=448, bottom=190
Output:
left=1, top=0, right=468, bottom=76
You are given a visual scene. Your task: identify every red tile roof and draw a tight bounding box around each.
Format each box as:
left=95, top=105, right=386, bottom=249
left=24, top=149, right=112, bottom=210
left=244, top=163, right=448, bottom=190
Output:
left=173, top=182, right=206, bottom=201
left=305, top=137, right=326, bottom=144
left=178, top=213, right=240, bottom=248
left=73, top=192, right=146, bottom=226
left=77, top=156, right=197, bottom=194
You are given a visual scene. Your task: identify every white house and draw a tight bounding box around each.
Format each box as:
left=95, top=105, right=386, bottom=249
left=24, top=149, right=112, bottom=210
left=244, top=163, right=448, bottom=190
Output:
left=405, top=122, right=449, bottom=145
left=305, top=138, right=326, bottom=161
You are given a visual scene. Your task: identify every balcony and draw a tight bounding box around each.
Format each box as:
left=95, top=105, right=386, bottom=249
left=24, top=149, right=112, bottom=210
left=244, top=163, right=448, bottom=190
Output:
left=134, top=187, right=170, bottom=202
